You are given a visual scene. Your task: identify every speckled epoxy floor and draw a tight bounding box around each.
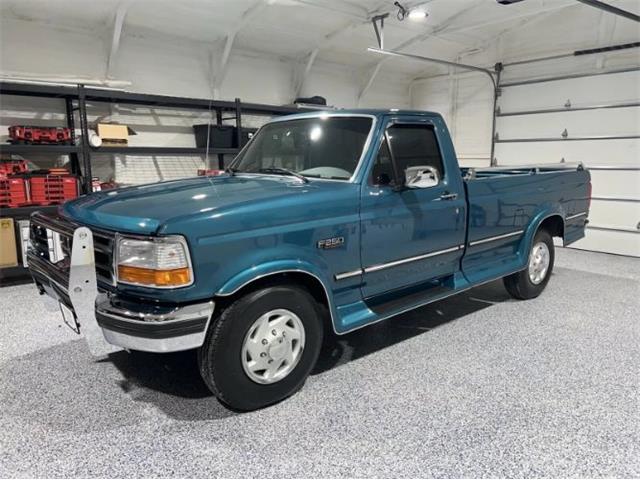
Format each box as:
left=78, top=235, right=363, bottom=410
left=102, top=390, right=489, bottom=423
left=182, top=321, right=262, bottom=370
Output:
left=1, top=248, right=638, bottom=478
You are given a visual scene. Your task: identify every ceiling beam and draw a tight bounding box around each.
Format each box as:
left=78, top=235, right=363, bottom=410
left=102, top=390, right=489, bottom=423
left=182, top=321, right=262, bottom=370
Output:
left=575, top=0, right=640, bottom=23
left=435, top=0, right=581, bottom=37
left=105, top=3, right=128, bottom=79
left=452, top=5, right=568, bottom=64
left=294, top=48, right=319, bottom=98
left=212, top=0, right=269, bottom=97
left=285, top=0, right=370, bottom=21
left=293, top=21, right=361, bottom=97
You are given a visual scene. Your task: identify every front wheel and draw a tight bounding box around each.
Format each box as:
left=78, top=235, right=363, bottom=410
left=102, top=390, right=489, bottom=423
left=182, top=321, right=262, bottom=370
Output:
left=198, top=285, right=324, bottom=411
left=503, top=229, right=554, bottom=300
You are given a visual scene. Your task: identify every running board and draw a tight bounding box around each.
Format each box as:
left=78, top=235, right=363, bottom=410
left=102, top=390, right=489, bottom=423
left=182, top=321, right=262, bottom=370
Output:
left=365, top=279, right=454, bottom=316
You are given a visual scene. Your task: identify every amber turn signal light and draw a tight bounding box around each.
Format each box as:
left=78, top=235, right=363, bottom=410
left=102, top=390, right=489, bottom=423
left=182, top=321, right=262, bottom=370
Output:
left=117, top=265, right=191, bottom=287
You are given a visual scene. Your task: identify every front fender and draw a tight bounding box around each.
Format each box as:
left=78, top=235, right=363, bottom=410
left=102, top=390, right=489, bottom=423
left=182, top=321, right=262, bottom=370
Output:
left=214, top=259, right=339, bottom=332
left=216, top=259, right=333, bottom=296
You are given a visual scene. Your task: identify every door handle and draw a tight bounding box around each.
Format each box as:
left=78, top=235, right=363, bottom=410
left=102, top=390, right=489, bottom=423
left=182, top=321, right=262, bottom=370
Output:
left=440, top=192, right=458, bottom=200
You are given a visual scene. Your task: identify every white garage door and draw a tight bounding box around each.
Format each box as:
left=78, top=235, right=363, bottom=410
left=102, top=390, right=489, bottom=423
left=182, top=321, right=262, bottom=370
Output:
left=494, top=67, right=640, bottom=257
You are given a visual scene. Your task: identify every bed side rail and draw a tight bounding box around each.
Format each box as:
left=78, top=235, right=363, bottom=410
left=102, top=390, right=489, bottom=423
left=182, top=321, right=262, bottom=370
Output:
left=463, top=162, right=585, bottom=180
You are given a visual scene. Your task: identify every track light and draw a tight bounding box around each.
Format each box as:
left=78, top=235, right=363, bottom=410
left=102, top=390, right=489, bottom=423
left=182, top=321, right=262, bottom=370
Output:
left=394, top=2, right=428, bottom=21
left=408, top=9, right=427, bottom=20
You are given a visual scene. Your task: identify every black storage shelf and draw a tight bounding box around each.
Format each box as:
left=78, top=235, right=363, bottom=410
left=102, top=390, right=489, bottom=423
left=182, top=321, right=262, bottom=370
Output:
left=0, top=80, right=308, bottom=189
left=0, top=82, right=306, bottom=115
left=0, top=265, right=33, bottom=286
left=0, top=82, right=78, bottom=99
left=0, top=144, right=80, bottom=155
left=0, top=204, right=59, bottom=217
left=91, top=146, right=240, bottom=155
left=0, top=144, right=239, bottom=157
left=83, top=89, right=305, bottom=115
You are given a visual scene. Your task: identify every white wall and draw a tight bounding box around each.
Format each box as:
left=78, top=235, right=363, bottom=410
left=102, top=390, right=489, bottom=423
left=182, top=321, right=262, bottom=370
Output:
left=0, top=16, right=411, bottom=183
left=411, top=72, right=495, bottom=168
left=0, top=17, right=411, bottom=106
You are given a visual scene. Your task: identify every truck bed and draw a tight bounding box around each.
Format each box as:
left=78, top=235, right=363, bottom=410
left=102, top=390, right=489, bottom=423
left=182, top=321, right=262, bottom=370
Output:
left=460, top=162, right=591, bottom=285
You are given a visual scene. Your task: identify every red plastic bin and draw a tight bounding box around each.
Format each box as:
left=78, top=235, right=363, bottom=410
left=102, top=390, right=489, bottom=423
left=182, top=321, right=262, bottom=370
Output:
left=8, top=125, right=73, bottom=144
left=0, top=178, right=29, bottom=207
left=28, top=175, right=79, bottom=205
left=0, top=160, right=29, bottom=176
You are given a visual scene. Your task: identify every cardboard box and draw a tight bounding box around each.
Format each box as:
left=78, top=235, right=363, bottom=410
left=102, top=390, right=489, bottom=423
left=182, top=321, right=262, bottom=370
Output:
left=97, top=123, right=129, bottom=145
left=0, top=218, right=18, bottom=268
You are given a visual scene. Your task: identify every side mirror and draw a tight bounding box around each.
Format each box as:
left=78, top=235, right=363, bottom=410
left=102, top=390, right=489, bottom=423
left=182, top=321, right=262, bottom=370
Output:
left=404, top=166, right=440, bottom=189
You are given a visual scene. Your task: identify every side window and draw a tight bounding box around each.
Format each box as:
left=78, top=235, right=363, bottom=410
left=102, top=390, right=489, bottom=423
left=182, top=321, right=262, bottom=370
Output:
left=387, top=124, right=445, bottom=179
left=371, top=138, right=394, bottom=185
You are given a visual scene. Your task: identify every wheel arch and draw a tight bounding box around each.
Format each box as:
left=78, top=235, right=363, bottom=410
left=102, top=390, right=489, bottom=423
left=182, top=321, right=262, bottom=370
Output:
left=538, top=214, right=565, bottom=241
left=215, top=267, right=338, bottom=334
left=521, top=210, right=565, bottom=263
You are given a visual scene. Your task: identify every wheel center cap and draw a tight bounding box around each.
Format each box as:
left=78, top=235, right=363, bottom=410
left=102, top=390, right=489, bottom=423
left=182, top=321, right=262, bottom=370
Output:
left=268, top=338, right=287, bottom=360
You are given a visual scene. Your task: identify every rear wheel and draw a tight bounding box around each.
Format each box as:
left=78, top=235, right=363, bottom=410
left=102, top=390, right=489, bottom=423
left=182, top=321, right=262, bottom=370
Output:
left=198, top=285, right=324, bottom=411
left=504, top=229, right=554, bottom=300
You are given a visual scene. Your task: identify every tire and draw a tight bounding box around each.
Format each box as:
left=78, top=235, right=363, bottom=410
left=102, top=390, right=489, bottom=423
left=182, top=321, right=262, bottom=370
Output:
left=503, top=229, right=554, bottom=300
left=198, top=285, right=324, bottom=411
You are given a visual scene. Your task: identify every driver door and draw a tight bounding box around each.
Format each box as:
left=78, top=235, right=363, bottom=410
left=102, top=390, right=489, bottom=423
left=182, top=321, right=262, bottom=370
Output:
left=359, top=116, right=466, bottom=299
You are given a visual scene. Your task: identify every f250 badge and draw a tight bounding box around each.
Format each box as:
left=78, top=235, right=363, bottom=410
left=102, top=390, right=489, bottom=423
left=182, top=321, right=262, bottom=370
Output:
left=317, top=236, right=345, bottom=249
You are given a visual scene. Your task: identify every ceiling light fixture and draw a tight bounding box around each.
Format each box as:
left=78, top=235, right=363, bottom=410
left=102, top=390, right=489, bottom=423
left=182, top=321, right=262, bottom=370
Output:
left=408, top=9, right=427, bottom=20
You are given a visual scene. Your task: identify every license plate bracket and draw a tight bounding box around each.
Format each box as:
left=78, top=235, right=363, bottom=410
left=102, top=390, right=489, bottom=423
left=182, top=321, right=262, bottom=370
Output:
left=59, top=301, right=79, bottom=334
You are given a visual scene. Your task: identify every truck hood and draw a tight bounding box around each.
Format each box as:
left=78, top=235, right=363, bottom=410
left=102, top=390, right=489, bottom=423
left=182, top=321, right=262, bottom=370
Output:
left=61, top=174, right=324, bottom=234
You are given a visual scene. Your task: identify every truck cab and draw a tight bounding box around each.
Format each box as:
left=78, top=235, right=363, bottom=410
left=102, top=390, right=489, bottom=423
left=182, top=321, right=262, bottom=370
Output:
left=28, top=109, right=591, bottom=410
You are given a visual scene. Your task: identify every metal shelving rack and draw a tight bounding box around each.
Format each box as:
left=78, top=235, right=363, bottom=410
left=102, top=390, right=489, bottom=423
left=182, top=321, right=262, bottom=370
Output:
left=0, top=81, right=309, bottom=283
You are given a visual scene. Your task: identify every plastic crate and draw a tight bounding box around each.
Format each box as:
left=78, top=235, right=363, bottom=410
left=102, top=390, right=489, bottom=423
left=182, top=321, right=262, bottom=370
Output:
left=27, top=175, right=79, bottom=205
left=8, top=125, right=73, bottom=144
left=0, top=178, right=29, bottom=207
left=0, top=160, right=29, bottom=176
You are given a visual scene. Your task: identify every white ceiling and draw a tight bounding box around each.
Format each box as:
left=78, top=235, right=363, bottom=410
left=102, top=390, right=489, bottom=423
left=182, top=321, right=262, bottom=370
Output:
left=1, top=0, right=639, bottom=79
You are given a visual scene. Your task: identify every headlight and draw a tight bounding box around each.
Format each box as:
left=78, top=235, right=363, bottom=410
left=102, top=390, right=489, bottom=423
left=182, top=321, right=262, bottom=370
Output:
left=116, top=235, right=193, bottom=288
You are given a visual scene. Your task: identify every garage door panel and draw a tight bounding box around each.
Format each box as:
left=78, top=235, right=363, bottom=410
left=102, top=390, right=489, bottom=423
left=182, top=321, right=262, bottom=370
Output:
left=588, top=200, right=640, bottom=232
left=496, top=66, right=639, bottom=257
left=589, top=170, right=640, bottom=197
left=496, top=107, right=640, bottom=139
left=495, top=139, right=640, bottom=166
left=457, top=158, right=491, bottom=168
left=499, top=70, right=640, bottom=112
left=569, top=229, right=640, bottom=257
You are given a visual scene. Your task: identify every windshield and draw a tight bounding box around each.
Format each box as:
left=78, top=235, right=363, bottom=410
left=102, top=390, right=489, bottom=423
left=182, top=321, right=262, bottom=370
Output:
left=231, top=116, right=373, bottom=180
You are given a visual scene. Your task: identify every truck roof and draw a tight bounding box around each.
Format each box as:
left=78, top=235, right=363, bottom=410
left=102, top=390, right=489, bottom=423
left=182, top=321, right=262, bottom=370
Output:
left=270, top=108, right=442, bottom=122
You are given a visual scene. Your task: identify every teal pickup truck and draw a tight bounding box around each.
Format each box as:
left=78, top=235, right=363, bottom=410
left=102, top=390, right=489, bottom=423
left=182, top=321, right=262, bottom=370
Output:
left=28, top=110, right=591, bottom=410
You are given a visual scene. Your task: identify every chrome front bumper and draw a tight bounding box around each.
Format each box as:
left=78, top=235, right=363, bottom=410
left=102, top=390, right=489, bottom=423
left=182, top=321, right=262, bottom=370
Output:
left=96, top=294, right=215, bottom=353
left=29, top=226, right=214, bottom=356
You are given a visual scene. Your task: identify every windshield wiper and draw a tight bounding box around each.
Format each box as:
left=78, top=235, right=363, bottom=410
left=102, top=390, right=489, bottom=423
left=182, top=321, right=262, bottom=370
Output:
left=258, top=167, right=309, bottom=183
left=225, top=167, right=237, bottom=176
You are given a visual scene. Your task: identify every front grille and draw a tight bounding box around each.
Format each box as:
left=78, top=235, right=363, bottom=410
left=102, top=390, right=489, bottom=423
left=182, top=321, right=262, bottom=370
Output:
left=29, top=212, right=116, bottom=288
